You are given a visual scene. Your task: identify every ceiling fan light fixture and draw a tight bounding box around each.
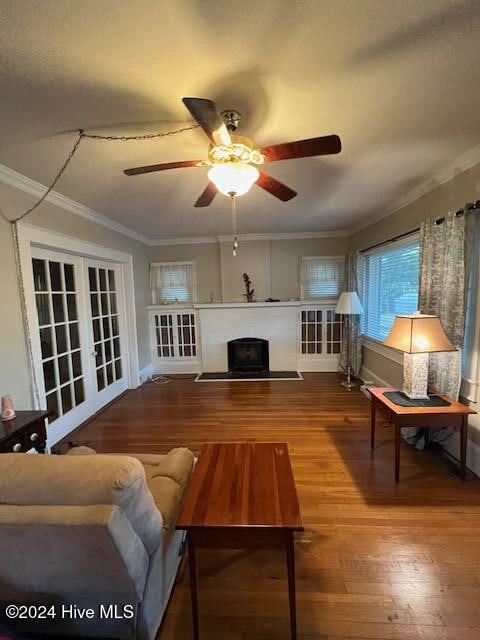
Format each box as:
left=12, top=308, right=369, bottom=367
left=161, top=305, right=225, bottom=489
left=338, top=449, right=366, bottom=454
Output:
left=207, top=162, right=259, bottom=197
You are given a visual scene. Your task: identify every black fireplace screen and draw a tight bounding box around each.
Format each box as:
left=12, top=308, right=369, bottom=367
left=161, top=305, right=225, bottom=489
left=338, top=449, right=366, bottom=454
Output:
left=227, top=338, right=269, bottom=372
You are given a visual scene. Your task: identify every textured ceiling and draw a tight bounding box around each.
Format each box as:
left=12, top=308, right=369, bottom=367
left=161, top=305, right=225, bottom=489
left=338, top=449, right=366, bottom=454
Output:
left=1, top=0, right=479, bottom=239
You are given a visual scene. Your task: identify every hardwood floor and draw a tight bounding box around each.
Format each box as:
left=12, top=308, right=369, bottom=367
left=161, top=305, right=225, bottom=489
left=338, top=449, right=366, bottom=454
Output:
left=70, top=373, right=480, bottom=640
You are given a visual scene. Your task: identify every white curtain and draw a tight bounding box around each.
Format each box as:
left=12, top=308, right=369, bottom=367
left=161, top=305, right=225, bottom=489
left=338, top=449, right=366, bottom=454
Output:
left=149, top=263, right=194, bottom=303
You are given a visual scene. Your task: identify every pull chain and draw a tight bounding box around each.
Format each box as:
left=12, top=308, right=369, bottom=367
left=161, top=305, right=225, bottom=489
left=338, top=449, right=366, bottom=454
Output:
left=231, top=194, right=239, bottom=256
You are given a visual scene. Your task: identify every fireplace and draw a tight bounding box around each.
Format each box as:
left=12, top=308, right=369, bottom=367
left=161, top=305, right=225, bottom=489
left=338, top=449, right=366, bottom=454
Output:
left=228, top=338, right=269, bottom=373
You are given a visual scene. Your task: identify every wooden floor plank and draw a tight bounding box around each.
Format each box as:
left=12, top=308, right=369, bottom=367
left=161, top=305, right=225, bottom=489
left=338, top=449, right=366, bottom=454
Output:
left=70, top=373, right=480, bottom=640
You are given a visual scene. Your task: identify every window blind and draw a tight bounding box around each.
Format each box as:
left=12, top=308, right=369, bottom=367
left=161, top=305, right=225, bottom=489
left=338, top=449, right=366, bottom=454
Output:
left=150, top=262, right=195, bottom=304
left=359, top=238, right=419, bottom=341
left=301, top=257, right=344, bottom=298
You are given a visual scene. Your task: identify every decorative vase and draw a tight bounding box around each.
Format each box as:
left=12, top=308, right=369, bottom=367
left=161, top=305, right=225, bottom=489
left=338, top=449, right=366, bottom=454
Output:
left=1, top=395, right=16, bottom=422
left=246, top=293, right=254, bottom=303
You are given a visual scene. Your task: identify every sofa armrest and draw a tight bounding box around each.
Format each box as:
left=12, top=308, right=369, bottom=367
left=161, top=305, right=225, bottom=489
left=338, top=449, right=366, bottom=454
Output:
left=0, top=504, right=149, bottom=602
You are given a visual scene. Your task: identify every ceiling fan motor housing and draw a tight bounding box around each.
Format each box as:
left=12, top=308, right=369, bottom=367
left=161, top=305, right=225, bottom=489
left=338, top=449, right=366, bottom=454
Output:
left=221, top=109, right=242, bottom=132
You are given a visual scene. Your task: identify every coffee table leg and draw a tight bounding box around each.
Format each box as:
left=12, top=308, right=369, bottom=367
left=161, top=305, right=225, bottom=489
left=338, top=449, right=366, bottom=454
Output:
left=395, top=424, right=401, bottom=483
left=187, top=534, right=200, bottom=640
left=286, top=531, right=297, bottom=640
left=370, top=401, right=376, bottom=450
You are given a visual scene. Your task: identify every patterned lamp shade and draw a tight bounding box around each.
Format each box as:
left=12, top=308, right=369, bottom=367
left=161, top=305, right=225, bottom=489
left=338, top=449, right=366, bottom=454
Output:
left=383, top=314, right=456, bottom=353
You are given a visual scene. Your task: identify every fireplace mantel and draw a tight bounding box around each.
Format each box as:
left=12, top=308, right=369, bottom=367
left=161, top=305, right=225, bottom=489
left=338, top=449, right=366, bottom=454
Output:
left=193, top=301, right=301, bottom=309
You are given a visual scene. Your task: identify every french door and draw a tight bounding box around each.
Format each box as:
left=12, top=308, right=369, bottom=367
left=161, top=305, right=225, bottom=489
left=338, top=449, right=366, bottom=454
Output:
left=30, top=249, right=128, bottom=444
left=85, top=259, right=127, bottom=408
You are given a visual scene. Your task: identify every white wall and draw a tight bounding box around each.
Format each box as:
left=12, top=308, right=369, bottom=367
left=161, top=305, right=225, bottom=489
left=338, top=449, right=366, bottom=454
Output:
left=220, top=239, right=270, bottom=301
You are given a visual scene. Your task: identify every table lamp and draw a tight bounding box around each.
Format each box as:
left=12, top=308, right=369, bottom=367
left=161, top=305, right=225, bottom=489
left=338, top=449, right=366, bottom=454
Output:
left=383, top=313, right=456, bottom=405
left=335, top=291, right=364, bottom=390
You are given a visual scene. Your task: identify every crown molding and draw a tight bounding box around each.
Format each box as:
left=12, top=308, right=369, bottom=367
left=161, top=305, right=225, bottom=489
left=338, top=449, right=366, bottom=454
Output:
left=0, top=163, right=151, bottom=245
left=147, top=230, right=348, bottom=246
left=148, top=236, right=219, bottom=246
left=216, top=230, right=349, bottom=243
left=350, top=142, right=480, bottom=235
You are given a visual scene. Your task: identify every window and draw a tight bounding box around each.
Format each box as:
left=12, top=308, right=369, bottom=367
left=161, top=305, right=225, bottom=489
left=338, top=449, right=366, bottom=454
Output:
left=461, top=215, right=480, bottom=401
left=359, top=237, right=419, bottom=341
left=149, top=262, right=196, bottom=304
left=300, top=257, right=344, bottom=299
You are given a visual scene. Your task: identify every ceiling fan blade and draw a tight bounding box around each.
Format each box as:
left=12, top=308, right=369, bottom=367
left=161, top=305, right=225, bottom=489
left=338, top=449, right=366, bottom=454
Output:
left=260, top=135, right=341, bottom=162
left=256, top=171, right=297, bottom=201
left=182, top=97, right=231, bottom=146
left=124, top=160, right=200, bottom=176
left=194, top=182, right=217, bottom=207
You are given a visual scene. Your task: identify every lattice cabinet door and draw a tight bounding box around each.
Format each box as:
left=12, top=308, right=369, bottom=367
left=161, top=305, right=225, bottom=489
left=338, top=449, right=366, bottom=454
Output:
left=150, top=308, right=200, bottom=373
left=154, top=313, right=175, bottom=358
left=300, top=306, right=343, bottom=357
left=301, top=308, right=323, bottom=355
left=325, top=309, right=343, bottom=354
left=176, top=312, right=197, bottom=357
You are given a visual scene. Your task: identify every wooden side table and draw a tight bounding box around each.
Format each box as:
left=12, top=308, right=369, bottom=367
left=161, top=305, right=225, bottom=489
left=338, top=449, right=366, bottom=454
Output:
left=176, top=442, right=303, bottom=640
left=369, top=387, right=476, bottom=482
left=0, top=410, right=49, bottom=454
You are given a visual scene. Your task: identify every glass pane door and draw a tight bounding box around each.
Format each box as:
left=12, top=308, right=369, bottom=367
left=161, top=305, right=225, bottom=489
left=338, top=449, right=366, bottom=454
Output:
left=30, top=249, right=93, bottom=442
left=86, top=260, right=128, bottom=409
left=32, top=256, right=86, bottom=422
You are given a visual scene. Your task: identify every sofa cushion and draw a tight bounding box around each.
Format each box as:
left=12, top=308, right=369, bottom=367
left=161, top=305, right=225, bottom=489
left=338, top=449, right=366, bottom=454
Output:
left=128, top=449, right=194, bottom=533
left=0, top=453, right=163, bottom=555
left=140, top=448, right=194, bottom=490
left=147, top=476, right=183, bottom=532
left=66, top=445, right=97, bottom=455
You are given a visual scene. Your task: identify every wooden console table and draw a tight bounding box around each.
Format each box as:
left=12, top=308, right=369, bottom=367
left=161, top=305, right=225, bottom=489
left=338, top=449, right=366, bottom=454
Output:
left=369, top=387, right=476, bottom=482
left=176, top=442, right=303, bottom=640
left=0, top=410, right=49, bottom=454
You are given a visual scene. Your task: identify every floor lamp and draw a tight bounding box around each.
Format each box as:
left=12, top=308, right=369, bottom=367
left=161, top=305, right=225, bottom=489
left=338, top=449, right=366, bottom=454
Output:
left=335, top=291, right=364, bottom=390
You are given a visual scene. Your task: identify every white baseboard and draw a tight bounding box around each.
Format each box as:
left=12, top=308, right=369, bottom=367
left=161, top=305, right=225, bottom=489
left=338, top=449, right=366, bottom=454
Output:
left=152, top=360, right=201, bottom=375
left=298, top=358, right=339, bottom=372
left=442, top=422, right=480, bottom=478
left=138, top=363, right=153, bottom=384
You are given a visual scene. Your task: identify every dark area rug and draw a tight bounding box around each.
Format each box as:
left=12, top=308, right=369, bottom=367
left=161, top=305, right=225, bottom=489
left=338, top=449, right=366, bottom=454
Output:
left=196, top=371, right=302, bottom=381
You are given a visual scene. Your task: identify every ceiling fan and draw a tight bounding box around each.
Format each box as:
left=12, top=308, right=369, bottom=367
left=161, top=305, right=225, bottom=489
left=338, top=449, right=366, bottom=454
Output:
left=123, top=97, right=341, bottom=207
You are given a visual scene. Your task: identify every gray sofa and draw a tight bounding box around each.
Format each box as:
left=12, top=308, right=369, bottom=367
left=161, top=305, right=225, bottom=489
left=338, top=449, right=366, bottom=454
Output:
left=0, top=447, right=194, bottom=639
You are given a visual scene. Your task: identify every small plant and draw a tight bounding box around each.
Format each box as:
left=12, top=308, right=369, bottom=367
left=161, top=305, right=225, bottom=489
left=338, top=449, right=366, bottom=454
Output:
left=242, top=273, right=255, bottom=302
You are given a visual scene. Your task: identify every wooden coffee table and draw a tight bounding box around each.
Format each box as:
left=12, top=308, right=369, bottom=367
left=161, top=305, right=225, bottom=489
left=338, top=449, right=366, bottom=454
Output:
left=176, top=442, right=303, bottom=640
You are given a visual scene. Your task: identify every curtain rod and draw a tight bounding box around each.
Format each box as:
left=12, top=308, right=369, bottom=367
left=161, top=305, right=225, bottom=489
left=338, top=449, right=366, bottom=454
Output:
left=359, top=200, right=480, bottom=254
